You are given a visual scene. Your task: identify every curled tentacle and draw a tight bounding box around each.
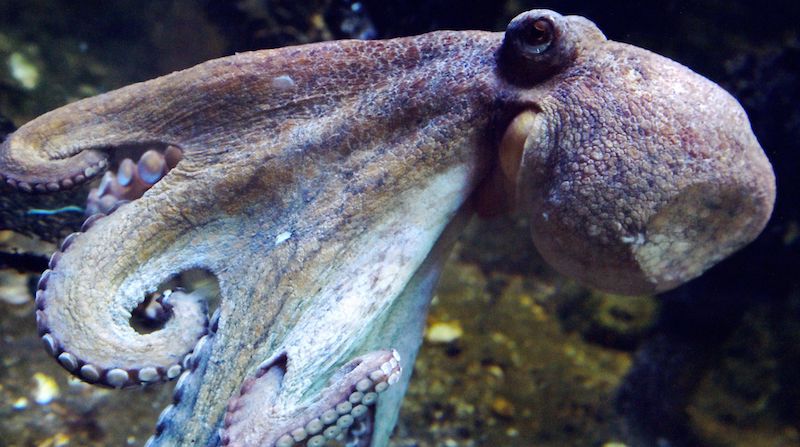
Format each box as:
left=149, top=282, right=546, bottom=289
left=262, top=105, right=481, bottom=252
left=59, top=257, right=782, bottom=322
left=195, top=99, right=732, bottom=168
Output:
left=0, top=89, right=181, bottom=194
left=221, top=350, right=402, bottom=447
left=33, top=165, right=214, bottom=387
left=37, top=227, right=209, bottom=387
left=0, top=141, right=183, bottom=240
left=0, top=148, right=107, bottom=193
left=0, top=9, right=777, bottom=447
left=38, top=289, right=205, bottom=387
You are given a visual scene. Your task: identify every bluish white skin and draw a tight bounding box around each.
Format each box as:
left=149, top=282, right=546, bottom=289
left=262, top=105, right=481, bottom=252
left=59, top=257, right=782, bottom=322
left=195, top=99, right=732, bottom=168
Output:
left=0, top=9, right=775, bottom=447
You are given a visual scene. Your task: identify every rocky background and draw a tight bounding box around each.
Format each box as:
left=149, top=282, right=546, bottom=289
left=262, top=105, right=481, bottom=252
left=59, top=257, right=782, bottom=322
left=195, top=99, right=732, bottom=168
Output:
left=0, top=1, right=798, bottom=446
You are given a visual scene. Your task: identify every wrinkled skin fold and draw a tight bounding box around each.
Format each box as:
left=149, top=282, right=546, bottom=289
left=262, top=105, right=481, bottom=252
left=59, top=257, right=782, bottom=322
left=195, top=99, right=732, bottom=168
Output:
left=0, top=9, right=775, bottom=447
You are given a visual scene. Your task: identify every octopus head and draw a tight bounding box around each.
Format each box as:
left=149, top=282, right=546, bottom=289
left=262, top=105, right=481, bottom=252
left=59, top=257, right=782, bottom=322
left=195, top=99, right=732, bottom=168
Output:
left=497, top=10, right=776, bottom=294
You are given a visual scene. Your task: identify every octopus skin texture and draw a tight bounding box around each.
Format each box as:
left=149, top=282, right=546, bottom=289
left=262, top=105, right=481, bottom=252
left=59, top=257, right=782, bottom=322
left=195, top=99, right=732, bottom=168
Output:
left=0, top=9, right=775, bottom=447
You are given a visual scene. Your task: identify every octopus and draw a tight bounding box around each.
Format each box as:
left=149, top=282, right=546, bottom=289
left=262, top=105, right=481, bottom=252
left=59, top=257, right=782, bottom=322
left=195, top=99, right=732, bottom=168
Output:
left=0, top=9, right=776, bottom=447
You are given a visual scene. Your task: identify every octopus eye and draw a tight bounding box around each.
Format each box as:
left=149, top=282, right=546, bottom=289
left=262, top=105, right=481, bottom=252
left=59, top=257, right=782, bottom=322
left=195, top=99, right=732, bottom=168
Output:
left=499, top=9, right=576, bottom=86
left=513, top=16, right=555, bottom=57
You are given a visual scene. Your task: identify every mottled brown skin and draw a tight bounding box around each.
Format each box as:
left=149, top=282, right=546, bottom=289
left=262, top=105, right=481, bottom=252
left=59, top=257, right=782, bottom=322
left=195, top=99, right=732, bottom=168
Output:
left=492, top=12, right=775, bottom=294
left=0, top=10, right=775, bottom=447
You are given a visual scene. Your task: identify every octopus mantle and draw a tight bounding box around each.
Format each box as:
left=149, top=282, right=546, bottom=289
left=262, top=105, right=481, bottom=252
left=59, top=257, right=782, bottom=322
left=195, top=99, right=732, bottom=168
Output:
left=0, top=9, right=775, bottom=447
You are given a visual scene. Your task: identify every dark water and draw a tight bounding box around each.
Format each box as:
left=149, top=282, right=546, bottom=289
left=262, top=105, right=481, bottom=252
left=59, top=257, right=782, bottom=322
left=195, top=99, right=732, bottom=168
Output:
left=0, top=1, right=798, bottom=446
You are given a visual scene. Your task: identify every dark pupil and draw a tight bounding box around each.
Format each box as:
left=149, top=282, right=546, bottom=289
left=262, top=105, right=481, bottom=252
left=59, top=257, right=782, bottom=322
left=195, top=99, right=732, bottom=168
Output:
left=516, top=17, right=553, bottom=55
left=527, top=19, right=551, bottom=46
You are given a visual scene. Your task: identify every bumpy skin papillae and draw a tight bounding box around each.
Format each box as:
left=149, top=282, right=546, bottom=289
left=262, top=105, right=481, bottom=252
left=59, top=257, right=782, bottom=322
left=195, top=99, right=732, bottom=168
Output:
left=4, top=31, right=502, bottom=445
left=495, top=11, right=775, bottom=294
left=0, top=9, right=775, bottom=447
